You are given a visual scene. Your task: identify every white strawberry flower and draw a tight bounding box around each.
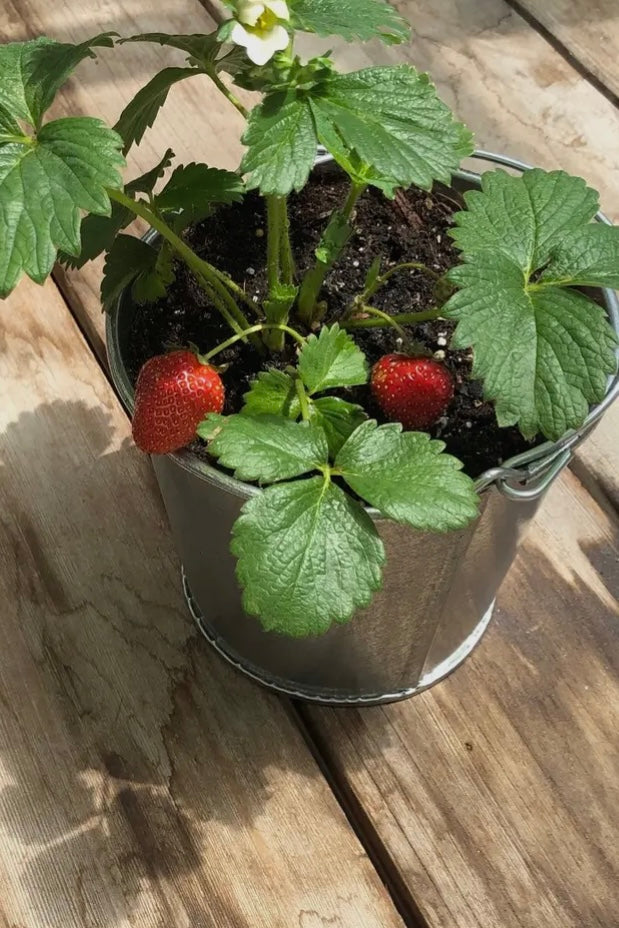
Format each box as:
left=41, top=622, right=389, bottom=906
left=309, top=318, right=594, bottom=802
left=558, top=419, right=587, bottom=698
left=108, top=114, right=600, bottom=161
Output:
left=229, top=0, right=290, bottom=66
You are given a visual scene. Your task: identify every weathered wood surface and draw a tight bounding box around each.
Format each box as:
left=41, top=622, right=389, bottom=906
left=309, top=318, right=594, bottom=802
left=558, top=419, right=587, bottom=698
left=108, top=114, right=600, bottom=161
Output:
left=0, top=278, right=406, bottom=928
left=304, top=468, right=619, bottom=928
left=507, top=0, right=619, bottom=102
left=2, top=1, right=619, bottom=924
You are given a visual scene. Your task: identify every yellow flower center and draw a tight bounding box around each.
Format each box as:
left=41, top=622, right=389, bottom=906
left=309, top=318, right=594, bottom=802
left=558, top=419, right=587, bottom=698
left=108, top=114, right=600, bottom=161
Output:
left=254, top=8, right=278, bottom=33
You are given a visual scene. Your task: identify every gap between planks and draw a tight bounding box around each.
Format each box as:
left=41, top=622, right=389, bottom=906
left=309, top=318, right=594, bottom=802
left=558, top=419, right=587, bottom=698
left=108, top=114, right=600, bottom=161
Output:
left=502, top=0, right=619, bottom=109
left=293, top=703, right=432, bottom=928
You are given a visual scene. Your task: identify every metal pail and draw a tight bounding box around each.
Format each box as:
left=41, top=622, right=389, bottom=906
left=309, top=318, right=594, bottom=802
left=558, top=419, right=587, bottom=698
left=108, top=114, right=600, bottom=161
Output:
left=107, top=151, right=619, bottom=705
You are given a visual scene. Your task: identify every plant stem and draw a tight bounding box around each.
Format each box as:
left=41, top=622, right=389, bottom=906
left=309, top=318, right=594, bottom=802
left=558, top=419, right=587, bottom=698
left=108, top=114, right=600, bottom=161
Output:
left=353, top=304, right=407, bottom=339
left=202, top=322, right=305, bottom=362
left=107, top=188, right=258, bottom=345
left=266, top=196, right=281, bottom=292
left=278, top=197, right=295, bottom=285
left=297, top=180, right=367, bottom=326
left=342, top=307, right=443, bottom=330
left=369, top=261, right=441, bottom=297
left=295, top=377, right=311, bottom=421
left=208, top=70, right=249, bottom=118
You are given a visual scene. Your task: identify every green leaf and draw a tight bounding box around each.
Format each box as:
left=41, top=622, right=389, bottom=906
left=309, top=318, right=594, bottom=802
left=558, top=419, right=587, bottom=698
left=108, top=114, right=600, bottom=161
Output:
left=231, top=476, right=385, bottom=636
left=540, top=224, right=619, bottom=289
left=290, top=0, right=410, bottom=44
left=264, top=283, right=298, bottom=324
left=101, top=235, right=174, bottom=310
left=313, top=127, right=400, bottom=197
left=0, top=103, right=22, bottom=139
left=449, top=169, right=600, bottom=268
left=204, top=413, right=328, bottom=482
left=115, top=68, right=201, bottom=153
left=0, top=34, right=116, bottom=129
left=155, top=163, right=244, bottom=228
left=0, top=117, right=124, bottom=297
left=315, top=210, right=353, bottom=264
left=447, top=256, right=617, bottom=440
left=309, top=396, right=367, bottom=457
left=124, top=33, right=243, bottom=76
left=61, top=150, right=174, bottom=269
left=133, top=241, right=175, bottom=303
left=298, top=323, right=368, bottom=394
left=445, top=169, right=619, bottom=440
left=310, top=66, right=473, bottom=192
left=241, top=91, right=317, bottom=196
left=126, top=148, right=175, bottom=195
left=241, top=369, right=302, bottom=419
left=120, top=32, right=226, bottom=70
left=336, top=420, right=479, bottom=532
left=363, top=255, right=382, bottom=294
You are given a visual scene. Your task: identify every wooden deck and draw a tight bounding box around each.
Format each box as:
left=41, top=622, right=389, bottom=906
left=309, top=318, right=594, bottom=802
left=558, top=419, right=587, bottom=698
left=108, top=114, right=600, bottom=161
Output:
left=1, top=1, right=618, bottom=925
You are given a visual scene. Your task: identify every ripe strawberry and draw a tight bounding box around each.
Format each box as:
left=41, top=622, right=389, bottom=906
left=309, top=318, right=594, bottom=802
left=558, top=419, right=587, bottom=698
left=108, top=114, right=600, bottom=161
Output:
left=132, top=350, right=225, bottom=454
left=371, top=353, right=454, bottom=430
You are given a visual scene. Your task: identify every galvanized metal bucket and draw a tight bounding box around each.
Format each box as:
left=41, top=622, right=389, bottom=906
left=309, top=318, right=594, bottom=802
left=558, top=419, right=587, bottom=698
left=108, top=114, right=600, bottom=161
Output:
left=107, top=151, right=619, bottom=706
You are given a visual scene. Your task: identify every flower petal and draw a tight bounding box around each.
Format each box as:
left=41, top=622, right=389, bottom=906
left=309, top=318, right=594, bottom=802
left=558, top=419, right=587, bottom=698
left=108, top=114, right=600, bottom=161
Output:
left=235, top=0, right=265, bottom=26
left=265, top=0, right=290, bottom=21
left=244, top=24, right=289, bottom=65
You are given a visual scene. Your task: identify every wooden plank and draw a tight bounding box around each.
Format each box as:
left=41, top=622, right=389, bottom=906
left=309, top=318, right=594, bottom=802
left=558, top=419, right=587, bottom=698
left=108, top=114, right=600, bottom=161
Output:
left=506, top=0, right=619, bottom=103
left=303, top=468, right=619, bottom=928
left=0, top=278, right=406, bottom=928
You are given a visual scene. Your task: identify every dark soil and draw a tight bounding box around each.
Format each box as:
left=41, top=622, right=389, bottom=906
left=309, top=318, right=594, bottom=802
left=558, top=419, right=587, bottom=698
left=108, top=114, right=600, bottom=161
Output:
left=127, top=171, right=533, bottom=478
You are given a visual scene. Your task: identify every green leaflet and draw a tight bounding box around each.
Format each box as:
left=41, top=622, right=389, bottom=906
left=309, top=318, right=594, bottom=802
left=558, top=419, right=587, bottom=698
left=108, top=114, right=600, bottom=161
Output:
left=232, top=476, right=385, bottom=636
left=115, top=67, right=202, bottom=153
left=336, top=420, right=479, bottom=532
left=445, top=169, right=619, bottom=440
left=310, top=66, right=474, bottom=192
left=202, top=413, right=329, bottom=482
left=241, top=369, right=302, bottom=419
left=101, top=235, right=174, bottom=310
left=0, top=34, right=116, bottom=129
left=241, top=91, right=317, bottom=196
left=298, top=323, right=368, bottom=393
left=308, top=396, right=367, bottom=457
left=61, top=149, right=174, bottom=269
left=0, top=118, right=124, bottom=297
left=289, top=0, right=410, bottom=44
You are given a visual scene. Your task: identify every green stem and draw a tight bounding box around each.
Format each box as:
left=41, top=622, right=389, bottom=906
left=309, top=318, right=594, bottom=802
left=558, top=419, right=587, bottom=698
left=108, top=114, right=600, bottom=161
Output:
left=208, top=70, right=249, bottom=118
left=278, top=197, right=295, bottom=285
left=211, top=266, right=262, bottom=316
left=295, top=377, right=311, bottom=422
left=297, top=180, right=367, bottom=326
left=266, top=196, right=281, bottom=292
left=353, top=304, right=407, bottom=339
left=202, top=322, right=305, bottom=362
left=342, top=307, right=443, bottom=330
left=368, top=261, right=441, bottom=299
left=108, top=188, right=257, bottom=343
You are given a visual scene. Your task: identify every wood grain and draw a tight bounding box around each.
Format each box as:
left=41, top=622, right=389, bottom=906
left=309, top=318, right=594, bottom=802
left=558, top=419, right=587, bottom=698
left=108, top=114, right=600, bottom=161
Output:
left=0, top=278, right=406, bottom=928
left=506, top=0, right=619, bottom=102
left=303, top=469, right=619, bottom=928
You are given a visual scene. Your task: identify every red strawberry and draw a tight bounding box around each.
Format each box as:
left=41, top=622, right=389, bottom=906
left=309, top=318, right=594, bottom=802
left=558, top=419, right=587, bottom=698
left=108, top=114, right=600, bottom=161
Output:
left=132, top=350, right=225, bottom=454
left=371, top=353, right=454, bottom=430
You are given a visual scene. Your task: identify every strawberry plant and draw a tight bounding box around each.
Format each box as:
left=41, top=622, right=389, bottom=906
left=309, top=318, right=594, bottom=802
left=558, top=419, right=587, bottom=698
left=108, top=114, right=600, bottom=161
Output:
left=0, top=0, right=617, bottom=637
